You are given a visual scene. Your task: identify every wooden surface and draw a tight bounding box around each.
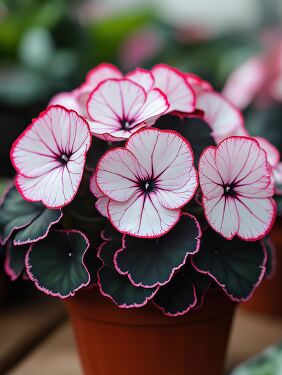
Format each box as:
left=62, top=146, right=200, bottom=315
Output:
left=0, top=290, right=66, bottom=374
left=7, top=306, right=282, bottom=375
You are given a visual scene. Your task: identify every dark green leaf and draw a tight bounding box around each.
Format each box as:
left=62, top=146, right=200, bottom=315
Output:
left=262, top=236, right=275, bottom=278
left=114, top=214, right=201, bottom=288
left=26, top=230, right=90, bottom=298
left=153, top=268, right=196, bottom=316
left=98, top=239, right=157, bottom=308
left=0, top=186, right=62, bottom=245
left=4, top=241, right=28, bottom=281
left=192, top=229, right=266, bottom=302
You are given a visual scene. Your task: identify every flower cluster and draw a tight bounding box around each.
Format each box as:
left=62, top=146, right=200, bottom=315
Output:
left=1, top=63, right=279, bottom=315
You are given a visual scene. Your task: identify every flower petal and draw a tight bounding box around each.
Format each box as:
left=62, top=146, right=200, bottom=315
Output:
left=254, top=136, right=280, bottom=168
left=49, top=92, right=80, bottom=113
left=196, top=91, right=245, bottom=143
left=203, top=195, right=239, bottom=240
left=133, top=88, right=169, bottom=125
left=126, top=67, right=154, bottom=92
left=12, top=106, right=91, bottom=208
left=126, top=128, right=197, bottom=197
left=108, top=193, right=180, bottom=238
left=81, top=63, right=122, bottom=94
left=198, top=146, right=224, bottom=199
left=152, top=64, right=195, bottom=113
left=155, top=166, right=198, bottom=209
left=11, top=106, right=91, bottom=178
left=87, top=78, right=146, bottom=137
left=235, top=196, right=276, bottom=240
left=96, top=148, right=146, bottom=202
left=222, top=57, right=266, bottom=110
left=215, top=137, right=272, bottom=195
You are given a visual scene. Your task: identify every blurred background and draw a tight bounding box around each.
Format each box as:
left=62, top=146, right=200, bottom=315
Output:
left=0, top=0, right=282, bottom=374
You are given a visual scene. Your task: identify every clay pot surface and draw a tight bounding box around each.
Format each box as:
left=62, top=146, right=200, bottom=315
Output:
left=242, top=218, right=282, bottom=315
left=65, top=287, right=236, bottom=375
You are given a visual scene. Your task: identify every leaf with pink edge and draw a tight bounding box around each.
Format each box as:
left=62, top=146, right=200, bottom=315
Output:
left=114, top=214, right=201, bottom=288
left=153, top=269, right=196, bottom=316
left=98, top=238, right=158, bottom=308
left=4, top=241, right=28, bottom=281
left=0, top=186, right=62, bottom=245
left=192, top=229, right=266, bottom=302
left=26, top=230, right=90, bottom=298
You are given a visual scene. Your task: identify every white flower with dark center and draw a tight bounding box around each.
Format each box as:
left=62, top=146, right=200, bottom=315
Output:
left=11, top=106, right=91, bottom=208
left=91, top=128, right=198, bottom=238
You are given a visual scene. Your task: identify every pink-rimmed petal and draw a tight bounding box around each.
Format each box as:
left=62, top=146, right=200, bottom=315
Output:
left=215, top=137, right=272, bottom=193
left=89, top=173, right=109, bottom=217
left=274, top=163, right=282, bottom=195
left=126, top=128, right=197, bottom=191
left=152, top=64, right=195, bottom=113
left=235, top=197, right=276, bottom=241
left=80, top=63, right=122, bottom=94
left=87, top=78, right=146, bottom=137
left=12, top=106, right=91, bottom=208
left=198, top=146, right=224, bottom=199
left=155, top=165, right=198, bottom=209
left=11, top=106, right=91, bottom=178
left=196, top=91, right=245, bottom=143
left=254, top=136, right=280, bottom=168
left=202, top=195, right=239, bottom=240
left=126, top=67, right=154, bottom=92
left=96, top=148, right=146, bottom=202
left=133, top=88, right=169, bottom=126
left=199, top=136, right=276, bottom=241
left=49, top=92, right=80, bottom=113
left=108, top=192, right=180, bottom=238
left=186, top=73, right=213, bottom=94
left=95, top=197, right=110, bottom=218
left=222, top=56, right=266, bottom=110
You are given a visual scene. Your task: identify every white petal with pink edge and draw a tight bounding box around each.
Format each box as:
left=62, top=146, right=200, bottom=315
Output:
left=95, top=197, right=110, bottom=218
left=222, top=57, right=266, bottom=110
left=126, top=128, right=196, bottom=192
left=87, top=79, right=146, bottom=137
left=154, top=166, right=198, bottom=209
left=81, top=63, right=122, bottom=94
left=96, top=148, right=146, bottom=202
left=196, top=91, right=245, bottom=144
left=126, top=68, right=154, bottom=92
left=89, top=174, right=109, bottom=218
left=49, top=92, right=80, bottom=113
left=108, top=192, right=180, bottom=238
left=12, top=106, right=91, bottom=208
left=203, top=195, right=239, bottom=240
left=235, top=197, right=276, bottom=240
left=215, top=137, right=271, bottom=192
left=198, top=147, right=224, bottom=199
left=133, top=89, right=169, bottom=125
left=254, top=137, right=280, bottom=168
left=152, top=64, right=195, bottom=113
left=199, top=136, right=276, bottom=240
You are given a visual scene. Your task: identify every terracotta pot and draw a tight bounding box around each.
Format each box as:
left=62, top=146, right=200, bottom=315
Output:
left=65, top=288, right=236, bottom=375
left=242, top=218, right=282, bottom=315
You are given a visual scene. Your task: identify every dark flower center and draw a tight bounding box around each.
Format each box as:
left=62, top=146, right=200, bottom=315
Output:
left=140, top=179, right=155, bottom=194
left=120, top=118, right=134, bottom=131
left=59, top=153, right=71, bottom=165
left=224, top=183, right=237, bottom=198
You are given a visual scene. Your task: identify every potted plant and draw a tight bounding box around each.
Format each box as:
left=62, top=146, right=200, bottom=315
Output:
left=223, top=35, right=282, bottom=315
left=0, top=63, right=278, bottom=375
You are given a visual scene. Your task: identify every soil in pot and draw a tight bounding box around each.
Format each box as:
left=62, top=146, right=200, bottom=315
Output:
left=65, top=287, right=236, bottom=375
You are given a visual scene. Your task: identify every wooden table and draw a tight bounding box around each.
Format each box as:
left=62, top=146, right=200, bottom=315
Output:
left=7, top=307, right=282, bottom=375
